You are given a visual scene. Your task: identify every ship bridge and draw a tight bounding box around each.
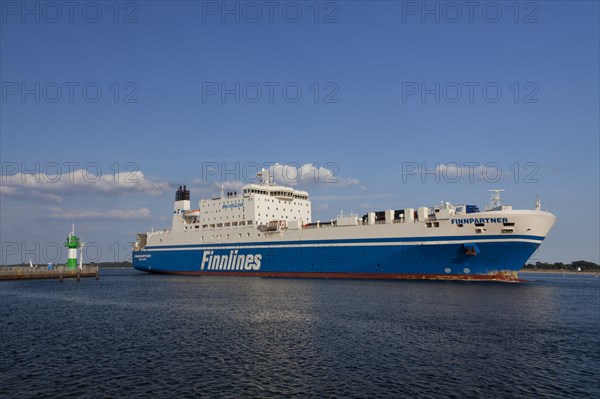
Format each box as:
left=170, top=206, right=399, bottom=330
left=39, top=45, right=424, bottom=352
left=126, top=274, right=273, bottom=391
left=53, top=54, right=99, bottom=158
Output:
left=195, top=169, right=311, bottom=231
left=243, top=185, right=308, bottom=201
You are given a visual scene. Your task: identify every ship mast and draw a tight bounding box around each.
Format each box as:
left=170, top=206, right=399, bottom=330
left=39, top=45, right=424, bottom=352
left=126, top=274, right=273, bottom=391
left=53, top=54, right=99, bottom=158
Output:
left=257, top=168, right=273, bottom=186
left=486, top=189, right=505, bottom=210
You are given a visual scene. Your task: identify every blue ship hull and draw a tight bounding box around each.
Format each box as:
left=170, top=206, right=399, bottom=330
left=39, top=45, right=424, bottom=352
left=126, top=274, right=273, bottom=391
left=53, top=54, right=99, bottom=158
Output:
left=133, top=235, right=543, bottom=281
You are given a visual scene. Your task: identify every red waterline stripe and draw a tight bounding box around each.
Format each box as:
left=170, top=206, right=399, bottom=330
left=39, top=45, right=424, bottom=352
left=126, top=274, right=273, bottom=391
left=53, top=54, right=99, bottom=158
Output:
left=146, top=270, right=522, bottom=282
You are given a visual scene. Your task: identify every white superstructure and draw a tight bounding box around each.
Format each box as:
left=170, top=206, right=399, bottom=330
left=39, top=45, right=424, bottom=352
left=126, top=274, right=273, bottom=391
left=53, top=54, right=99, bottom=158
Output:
left=136, top=169, right=555, bottom=252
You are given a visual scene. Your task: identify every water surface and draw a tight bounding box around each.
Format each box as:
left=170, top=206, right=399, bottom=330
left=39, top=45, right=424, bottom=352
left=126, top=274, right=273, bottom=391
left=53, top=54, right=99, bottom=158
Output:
left=1, top=270, right=598, bottom=398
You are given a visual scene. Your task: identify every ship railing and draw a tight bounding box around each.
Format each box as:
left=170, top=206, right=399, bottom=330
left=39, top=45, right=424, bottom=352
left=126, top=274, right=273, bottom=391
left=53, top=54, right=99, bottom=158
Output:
left=302, top=218, right=420, bottom=227
left=148, top=229, right=170, bottom=236
left=356, top=219, right=406, bottom=225
left=302, top=223, right=336, bottom=229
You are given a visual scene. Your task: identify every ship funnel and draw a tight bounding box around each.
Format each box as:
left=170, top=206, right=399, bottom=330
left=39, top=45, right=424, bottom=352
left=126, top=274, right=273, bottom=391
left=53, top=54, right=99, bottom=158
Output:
left=175, top=185, right=190, bottom=201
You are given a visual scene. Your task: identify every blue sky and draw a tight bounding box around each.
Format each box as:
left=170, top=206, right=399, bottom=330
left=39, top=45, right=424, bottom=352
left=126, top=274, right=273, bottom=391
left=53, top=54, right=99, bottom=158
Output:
left=1, top=0, right=598, bottom=264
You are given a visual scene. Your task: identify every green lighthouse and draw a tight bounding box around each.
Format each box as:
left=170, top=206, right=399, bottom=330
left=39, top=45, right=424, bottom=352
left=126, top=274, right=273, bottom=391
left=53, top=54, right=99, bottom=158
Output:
left=64, top=224, right=82, bottom=270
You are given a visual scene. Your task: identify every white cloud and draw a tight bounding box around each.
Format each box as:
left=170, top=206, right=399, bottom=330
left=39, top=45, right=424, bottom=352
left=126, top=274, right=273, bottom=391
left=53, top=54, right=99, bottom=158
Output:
left=1, top=170, right=170, bottom=202
left=48, top=207, right=151, bottom=221
left=192, top=163, right=360, bottom=189
left=270, top=163, right=360, bottom=187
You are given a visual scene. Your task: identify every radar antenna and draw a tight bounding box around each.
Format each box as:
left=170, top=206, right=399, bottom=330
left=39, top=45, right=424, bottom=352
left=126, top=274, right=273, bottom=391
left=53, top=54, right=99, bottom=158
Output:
left=487, top=189, right=505, bottom=210
left=535, top=195, right=541, bottom=211
left=257, top=168, right=273, bottom=186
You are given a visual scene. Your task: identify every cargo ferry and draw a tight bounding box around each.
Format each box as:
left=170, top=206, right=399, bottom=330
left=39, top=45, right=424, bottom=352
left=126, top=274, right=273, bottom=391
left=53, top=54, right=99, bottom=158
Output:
left=133, top=169, right=556, bottom=281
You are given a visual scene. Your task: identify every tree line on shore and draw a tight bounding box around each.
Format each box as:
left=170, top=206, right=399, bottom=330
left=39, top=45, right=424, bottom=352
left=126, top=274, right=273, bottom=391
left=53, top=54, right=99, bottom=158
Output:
left=523, top=260, right=600, bottom=271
